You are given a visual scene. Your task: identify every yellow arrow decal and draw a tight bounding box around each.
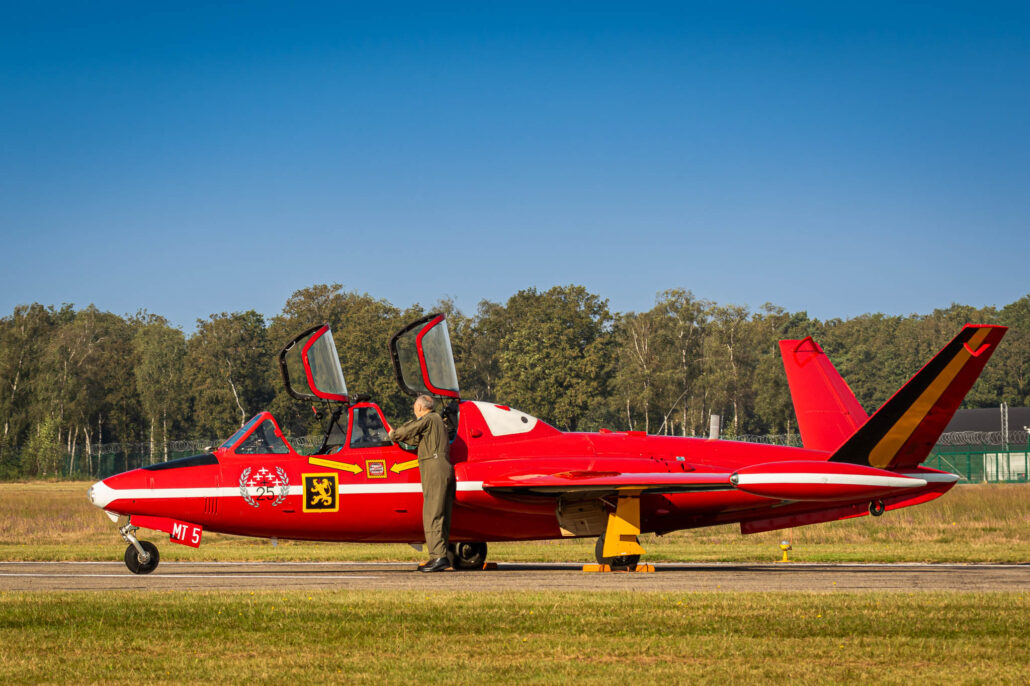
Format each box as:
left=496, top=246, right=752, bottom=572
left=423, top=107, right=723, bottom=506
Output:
left=390, top=459, right=419, bottom=473
left=307, top=457, right=362, bottom=474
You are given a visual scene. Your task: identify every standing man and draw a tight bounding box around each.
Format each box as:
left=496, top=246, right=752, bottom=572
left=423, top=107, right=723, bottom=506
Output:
left=389, top=394, right=455, bottom=572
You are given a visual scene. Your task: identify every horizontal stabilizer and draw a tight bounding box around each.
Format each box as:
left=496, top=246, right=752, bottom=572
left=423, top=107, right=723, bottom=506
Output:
left=830, top=324, right=1007, bottom=469
left=779, top=337, right=868, bottom=452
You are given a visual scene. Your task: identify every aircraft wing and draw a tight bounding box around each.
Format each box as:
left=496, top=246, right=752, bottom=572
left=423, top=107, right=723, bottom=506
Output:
left=482, top=470, right=734, bottom=496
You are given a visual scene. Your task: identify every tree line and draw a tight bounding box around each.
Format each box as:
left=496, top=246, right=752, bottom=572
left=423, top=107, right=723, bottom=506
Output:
left=1, top=283, right=1027, bottom=479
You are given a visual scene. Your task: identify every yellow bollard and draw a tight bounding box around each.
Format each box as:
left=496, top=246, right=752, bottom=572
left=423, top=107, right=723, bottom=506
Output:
left=779, top=540, right=792, bottom=563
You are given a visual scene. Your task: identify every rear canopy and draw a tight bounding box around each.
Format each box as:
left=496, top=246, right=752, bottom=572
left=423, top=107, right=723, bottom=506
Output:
left=389, top=313, right=460, bottom=399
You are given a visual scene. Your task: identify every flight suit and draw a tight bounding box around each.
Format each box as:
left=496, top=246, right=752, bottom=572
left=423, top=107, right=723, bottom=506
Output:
left=390, top=412, right=455, bottom=558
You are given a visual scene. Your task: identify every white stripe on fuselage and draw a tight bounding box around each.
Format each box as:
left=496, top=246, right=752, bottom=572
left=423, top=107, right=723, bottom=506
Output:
left=734, top=473, right=925, bottom=488
left=89, top=480, right=484, bottom=509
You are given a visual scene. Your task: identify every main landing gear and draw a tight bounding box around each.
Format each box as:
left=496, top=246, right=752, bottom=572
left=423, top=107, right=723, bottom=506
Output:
left=120, top=522, right=160, bottom=574
left=447, top=541, right=488, bottom=570
left=594, top=531, right=640, bottom=571
left=584, top=492, right=652, bottom=572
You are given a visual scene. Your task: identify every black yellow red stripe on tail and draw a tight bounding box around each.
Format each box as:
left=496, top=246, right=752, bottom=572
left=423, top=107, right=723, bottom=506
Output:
left=829, top=324, right=1007, bottom=470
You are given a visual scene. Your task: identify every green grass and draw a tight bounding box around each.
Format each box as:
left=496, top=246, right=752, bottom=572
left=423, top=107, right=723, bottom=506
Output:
left=1, top=590, right=1028, bottom=684
left=2, top=481, right=1029, bottom=563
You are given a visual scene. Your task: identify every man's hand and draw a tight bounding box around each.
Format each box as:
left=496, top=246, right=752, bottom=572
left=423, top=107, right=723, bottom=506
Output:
left=388, top=429, right=395, bottom=441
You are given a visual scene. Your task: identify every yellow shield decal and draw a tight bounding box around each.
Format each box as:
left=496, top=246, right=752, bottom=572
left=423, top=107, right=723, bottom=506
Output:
left=302, top=473, right=339, bottom=513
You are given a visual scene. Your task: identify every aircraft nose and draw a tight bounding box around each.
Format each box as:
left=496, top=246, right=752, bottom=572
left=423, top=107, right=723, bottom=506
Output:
left=87, top=479, right=116, bottom=509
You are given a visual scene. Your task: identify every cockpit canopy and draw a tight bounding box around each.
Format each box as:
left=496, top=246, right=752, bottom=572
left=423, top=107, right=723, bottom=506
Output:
left=389, top=313, right=460, bottom=399
left=278, top=324, right=349, bottom=403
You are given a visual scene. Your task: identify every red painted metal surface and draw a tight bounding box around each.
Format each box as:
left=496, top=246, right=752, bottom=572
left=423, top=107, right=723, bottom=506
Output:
left=779, top=337, right=868, bottom=452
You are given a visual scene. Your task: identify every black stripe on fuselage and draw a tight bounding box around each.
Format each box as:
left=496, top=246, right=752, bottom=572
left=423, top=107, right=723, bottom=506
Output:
left=141, top=453, right=219, bottom=471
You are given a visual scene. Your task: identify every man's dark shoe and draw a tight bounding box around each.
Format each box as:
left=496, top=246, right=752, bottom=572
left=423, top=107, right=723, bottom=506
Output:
left=420, top=557, right=450, bottom=573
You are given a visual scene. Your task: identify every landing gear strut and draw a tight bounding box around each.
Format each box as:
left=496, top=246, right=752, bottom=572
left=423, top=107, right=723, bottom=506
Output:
left=120, top=523, right=160, bottom=574
left=447, top=541, right=488, bottom=570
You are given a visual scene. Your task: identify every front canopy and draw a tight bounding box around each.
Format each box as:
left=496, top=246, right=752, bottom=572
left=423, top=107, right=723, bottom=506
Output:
left=278, top=324, right=349, bottom=403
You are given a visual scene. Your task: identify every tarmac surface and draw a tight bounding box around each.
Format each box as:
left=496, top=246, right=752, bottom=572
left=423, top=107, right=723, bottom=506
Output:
left=1, top=561, right=1027, bottom=592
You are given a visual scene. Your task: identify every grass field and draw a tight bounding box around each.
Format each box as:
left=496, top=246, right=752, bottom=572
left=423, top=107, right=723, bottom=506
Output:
left=1, top=590, right=1028, bottom=684
left=1, top=481, right=1028, bottom=563
left=2, top=483, right=1028, bottom=684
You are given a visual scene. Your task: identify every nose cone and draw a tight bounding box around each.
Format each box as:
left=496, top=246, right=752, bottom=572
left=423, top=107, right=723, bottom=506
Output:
left=87, top=479, right=117, bottom=509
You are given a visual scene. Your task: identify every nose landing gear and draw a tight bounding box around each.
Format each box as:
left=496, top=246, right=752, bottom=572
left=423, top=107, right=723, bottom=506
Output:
left=120, top=523, right=160, bottom=574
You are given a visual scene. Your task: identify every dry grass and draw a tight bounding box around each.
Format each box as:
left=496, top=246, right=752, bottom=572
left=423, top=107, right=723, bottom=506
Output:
left=1, top=590, right=1028, bottom=684
left=1, top=481, right=1028, bottom=563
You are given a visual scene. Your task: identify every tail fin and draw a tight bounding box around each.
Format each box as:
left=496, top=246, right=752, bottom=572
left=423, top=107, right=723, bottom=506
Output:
left=780, top=337, right=869, bottom=452
left=829, top=324, right=1007, bottom=469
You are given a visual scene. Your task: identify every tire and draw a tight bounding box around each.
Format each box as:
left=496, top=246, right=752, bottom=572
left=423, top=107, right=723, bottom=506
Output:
left=447, top=541, right=488, bottom=570
left=124, top=540, right=160, bottom=574
left=595, top=532, right=640, bottom=570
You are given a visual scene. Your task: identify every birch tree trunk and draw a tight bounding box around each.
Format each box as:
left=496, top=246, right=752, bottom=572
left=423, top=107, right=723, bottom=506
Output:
left=225, top=360, right=246, bottom=427
left=84, top=428, right=92, bottom=478
left=70, top=425, right=78, bottom=475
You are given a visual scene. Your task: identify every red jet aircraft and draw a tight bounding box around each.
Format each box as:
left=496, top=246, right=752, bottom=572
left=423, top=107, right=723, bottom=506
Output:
left=89, top=315, right=1006, bottom=573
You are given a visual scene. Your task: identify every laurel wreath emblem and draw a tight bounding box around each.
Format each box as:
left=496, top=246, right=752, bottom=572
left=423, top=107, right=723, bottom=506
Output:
left=239, top=466, right=289, bottom=508
left=272, top=467, right=289, bottom=506
left=239, top=467, right=258, bottom=508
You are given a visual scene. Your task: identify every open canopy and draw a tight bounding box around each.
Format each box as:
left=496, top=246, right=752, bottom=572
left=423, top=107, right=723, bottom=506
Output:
left=389, top=313, right=460, bottom=399
left=278, top=324, right=349, bottom=403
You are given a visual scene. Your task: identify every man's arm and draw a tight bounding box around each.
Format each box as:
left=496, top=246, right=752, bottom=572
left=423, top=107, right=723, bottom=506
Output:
left=389, top=415, right=429, bottom=445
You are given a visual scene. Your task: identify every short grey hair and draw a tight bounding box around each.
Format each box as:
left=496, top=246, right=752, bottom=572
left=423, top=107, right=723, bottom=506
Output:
left=415, top=394, right=435, bottom=411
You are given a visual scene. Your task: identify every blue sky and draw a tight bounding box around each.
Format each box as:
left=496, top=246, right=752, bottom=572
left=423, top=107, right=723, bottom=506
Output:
left=1, top=2, right=1028, bottom=330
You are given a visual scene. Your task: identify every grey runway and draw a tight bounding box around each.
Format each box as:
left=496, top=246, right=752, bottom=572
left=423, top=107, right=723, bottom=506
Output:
left=1, top=561, right=1027, bottom=592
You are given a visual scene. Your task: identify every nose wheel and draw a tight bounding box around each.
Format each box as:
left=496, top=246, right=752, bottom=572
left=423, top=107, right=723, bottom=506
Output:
left=124, top=540, right=160, bottom=574
left=119, top=522, right=160, bottom=574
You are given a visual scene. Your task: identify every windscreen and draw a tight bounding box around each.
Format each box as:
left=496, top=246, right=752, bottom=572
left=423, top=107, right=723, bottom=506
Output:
left=220, top=415, right=263, bottom=449
left=234, top=418, right=291, bottom=455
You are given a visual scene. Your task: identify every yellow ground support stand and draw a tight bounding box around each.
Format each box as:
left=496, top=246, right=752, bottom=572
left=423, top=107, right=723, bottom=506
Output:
left=582, top=564, right=656, bottom=573
left=601, top=491, right=646, bottom=559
